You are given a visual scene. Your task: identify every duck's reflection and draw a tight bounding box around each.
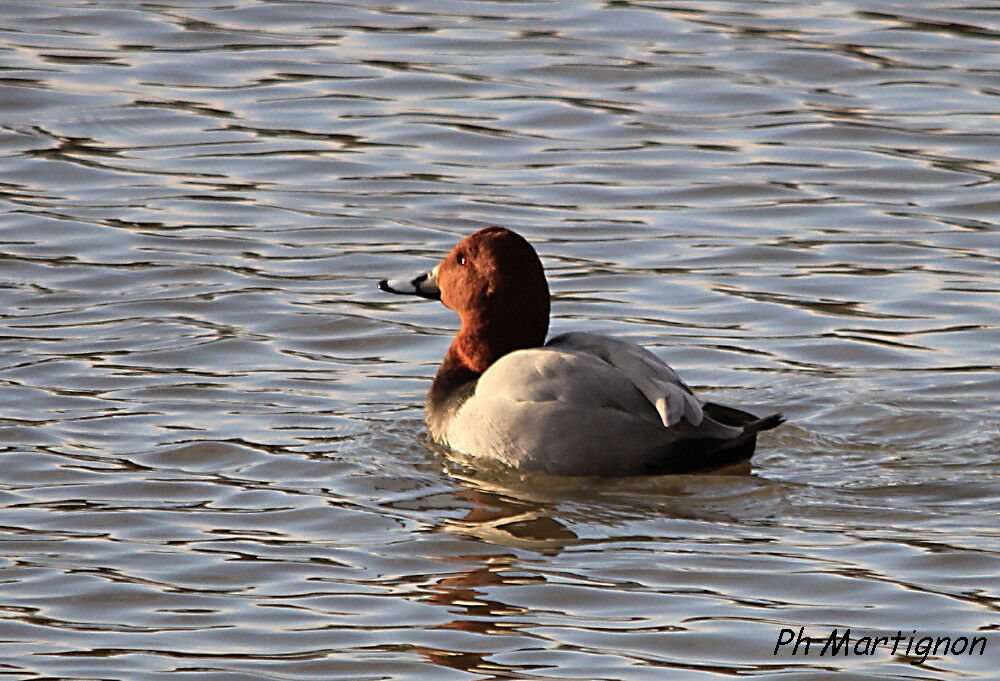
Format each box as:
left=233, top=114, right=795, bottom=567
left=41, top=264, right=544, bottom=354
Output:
left=413, top=643, right=544, bottom=677
left=394, top=460, right=788, bottom=680
left=412, top=498, right=553, bottom=677
left=437, top=486, right=580, bottom=552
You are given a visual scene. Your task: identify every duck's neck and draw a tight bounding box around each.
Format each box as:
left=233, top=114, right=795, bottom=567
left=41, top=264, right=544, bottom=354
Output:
left=453, top=305, right=549, bottom=373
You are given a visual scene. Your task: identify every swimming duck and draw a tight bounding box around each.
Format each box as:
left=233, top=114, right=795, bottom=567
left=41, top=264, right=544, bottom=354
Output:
left=379, top=226, right=783, bottom=476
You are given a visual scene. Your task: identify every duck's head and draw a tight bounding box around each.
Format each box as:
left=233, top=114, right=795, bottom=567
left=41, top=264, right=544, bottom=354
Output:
left=380, top=226, right=550, bottom=371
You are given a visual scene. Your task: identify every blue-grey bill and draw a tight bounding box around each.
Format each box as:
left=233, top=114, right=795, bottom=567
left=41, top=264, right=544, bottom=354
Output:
left=378, top=266, right=440, bottom=300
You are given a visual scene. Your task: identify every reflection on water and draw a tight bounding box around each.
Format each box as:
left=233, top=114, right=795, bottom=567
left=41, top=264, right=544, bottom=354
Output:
left=1, top=1, right=998, bottom=679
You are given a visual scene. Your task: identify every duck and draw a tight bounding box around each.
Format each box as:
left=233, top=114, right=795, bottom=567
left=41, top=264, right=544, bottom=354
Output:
left=379, top=226, right=783, bottom=476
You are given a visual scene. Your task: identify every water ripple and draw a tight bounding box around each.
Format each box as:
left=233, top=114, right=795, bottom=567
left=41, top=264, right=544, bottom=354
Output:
left=1, top=1, right=998, bottom=679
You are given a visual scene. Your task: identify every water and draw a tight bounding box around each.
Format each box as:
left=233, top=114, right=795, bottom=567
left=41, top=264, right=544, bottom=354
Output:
left=1, top=1, right=998, bottom=679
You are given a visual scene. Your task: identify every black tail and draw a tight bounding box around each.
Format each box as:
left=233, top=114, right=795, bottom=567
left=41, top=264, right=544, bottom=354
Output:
left=702, top=402, right=783, bottom=431
left=646, top=404, right=785, bottom=475
left=742, top=411, right=785, bottom=435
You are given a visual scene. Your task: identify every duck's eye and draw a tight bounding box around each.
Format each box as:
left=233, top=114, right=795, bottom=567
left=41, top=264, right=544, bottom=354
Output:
left=456, top=254, right=467, bottom=266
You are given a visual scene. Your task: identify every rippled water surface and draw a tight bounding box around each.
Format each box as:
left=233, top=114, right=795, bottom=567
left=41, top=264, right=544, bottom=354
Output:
left=1, top=1, right=998, bottom=679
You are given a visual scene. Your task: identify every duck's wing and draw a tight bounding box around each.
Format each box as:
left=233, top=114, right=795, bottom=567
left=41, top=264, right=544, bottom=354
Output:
left=545, top=332, right=730, bottom=433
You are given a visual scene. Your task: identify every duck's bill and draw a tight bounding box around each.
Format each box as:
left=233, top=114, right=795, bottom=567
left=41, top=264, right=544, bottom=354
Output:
left=378, top=265, right=440, bottom=300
